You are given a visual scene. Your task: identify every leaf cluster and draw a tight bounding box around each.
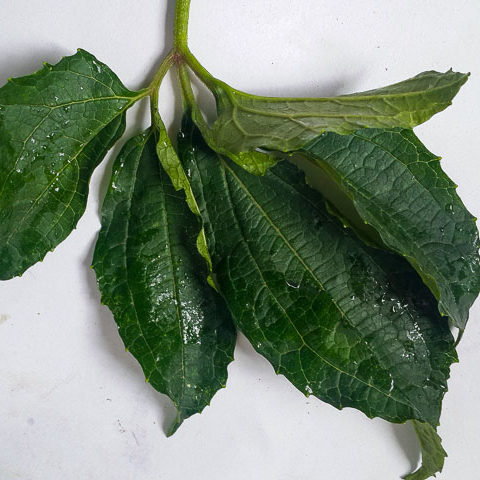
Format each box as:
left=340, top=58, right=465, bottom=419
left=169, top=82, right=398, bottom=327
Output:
left=1, top=3, right=478, bottom=479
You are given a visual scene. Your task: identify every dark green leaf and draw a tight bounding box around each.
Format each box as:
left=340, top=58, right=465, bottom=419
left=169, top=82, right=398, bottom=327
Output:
left=301, top=128, right=480, bottom=329
left=92, top=130, right=236, bottom=435
left=0, top=49, right=143, bottom=279
left=179, top=116, right=457, bottom=426
left=210, top=70, right=468, bottom=154
left=403, top=421, right=447, bottom=480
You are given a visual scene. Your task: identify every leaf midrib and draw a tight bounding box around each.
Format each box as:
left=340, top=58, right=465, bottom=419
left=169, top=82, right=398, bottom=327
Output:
left=224, top=72, right=461, bottom=106
left=158, top=166, right=187, bottom=405
left=122, top=134, right=159, bottom=377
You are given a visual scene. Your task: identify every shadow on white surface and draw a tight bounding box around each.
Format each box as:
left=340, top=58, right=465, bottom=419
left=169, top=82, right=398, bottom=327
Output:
left=247, top=72, right=364, bottom=99
left=0, top=44, right=69, bottom=86
left=391, top=421, right=420, bottom=476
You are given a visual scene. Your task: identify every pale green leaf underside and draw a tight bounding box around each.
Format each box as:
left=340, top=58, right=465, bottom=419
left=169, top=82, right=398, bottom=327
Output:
left=301, top=128, right=480, bottom=329
left=0, top=49, right=140, bottom=279
left=188, top=104, right=278, bottom=176
left=155, top=117, right=214, bottom=282
left=93, top=130, right=236, bottom=434
left=157, top=119, right=199, bottom=215
left=404, top=421, right=446, bottom=480
left=211, top=70, right=468, bottom=154
left=180, top=117, right=457, bottom=427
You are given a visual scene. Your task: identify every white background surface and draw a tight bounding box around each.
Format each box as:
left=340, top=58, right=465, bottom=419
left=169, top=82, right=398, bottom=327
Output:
left=1, top=1, right=479, bottom=479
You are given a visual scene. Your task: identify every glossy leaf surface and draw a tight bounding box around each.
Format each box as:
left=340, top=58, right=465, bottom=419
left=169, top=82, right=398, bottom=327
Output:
left=180, top=117, right=457, bottom=426
left=404, top=421, right=446, bottom=480
left=0, top=49, right=140, bottom=279
left=301, top=128, right=480, bottom=329
left=93, top=130, right=236, bottom=434
left=211, top=70, right=468, bottom=154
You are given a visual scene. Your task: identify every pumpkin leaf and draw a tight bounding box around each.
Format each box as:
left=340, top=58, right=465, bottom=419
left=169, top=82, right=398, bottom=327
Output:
left=179, top=115, right=457, bottom=427
left=300, top=128, right=480, bottom=329
left=92, top=129, right=236, bottom=435
left=0, top=49, right=142, bottom=279
left=209, top=70, right=468, bottom=155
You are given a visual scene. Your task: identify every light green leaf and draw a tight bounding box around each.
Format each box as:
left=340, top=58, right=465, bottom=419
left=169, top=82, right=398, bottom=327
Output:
left=301, top=128, right=480, bottom=329
left=403, top=421, right=447, bottom=480
left=210, top=70, right=468, bottom=154
left=227, top=150, right=279, bottom=176
left=0, top=49, right=143, bottom=279
left=188, top=103, right=278, bottom=175
left=155, top=115, right=215, bottom=284
left=179, top=116, right=457, bottom=427
left=157, top=118, right=199, bottom=215
left=93, top=129, right=236, bottom=435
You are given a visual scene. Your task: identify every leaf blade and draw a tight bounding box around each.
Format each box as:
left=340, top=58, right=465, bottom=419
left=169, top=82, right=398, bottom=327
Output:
left=0, top=49, right=141, bottom=279
left=211, top=70, right=468, bottom=154
left=403, top=421, right=447, bottom=480
left=301, top=128, right=480, bottom=329
left=92, top=130, right=236, bottom=433
left=179, top=117, right=457, bottom=426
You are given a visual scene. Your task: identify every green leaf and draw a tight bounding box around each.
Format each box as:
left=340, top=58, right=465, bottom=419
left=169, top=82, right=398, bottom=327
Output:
left=157, top=118, right=200, bottom=215
left=210, top=70, right=468, bottom=154
left=300, top=128, right=480, bottom=330
left=403, top=421, right=447, bottom=480
left=0, top=49, right=143, bottom=279
left=188, top=103, right=278, bottom=176
left=155, top=114, right=215, bottom=286
left=92, top=129, right=236, bottom=435
left=179, top=116, right=457, bottom=426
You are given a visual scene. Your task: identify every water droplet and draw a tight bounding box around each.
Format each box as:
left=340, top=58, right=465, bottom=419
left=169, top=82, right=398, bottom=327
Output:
left=389, top=378, right=395, bottom=393
left=445, top=203, right=453, bottom=213
left=92, top=60, right=102, bottom=74
left=286, top=280, right=300, bottom=289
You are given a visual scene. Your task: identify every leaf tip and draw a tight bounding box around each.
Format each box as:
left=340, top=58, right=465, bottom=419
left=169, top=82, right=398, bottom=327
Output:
left=166, top=412, right=184, bottom=437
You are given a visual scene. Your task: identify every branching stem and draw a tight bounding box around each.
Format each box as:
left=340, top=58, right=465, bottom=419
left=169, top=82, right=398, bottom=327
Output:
left=148, top=1, right=218, bottom=131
